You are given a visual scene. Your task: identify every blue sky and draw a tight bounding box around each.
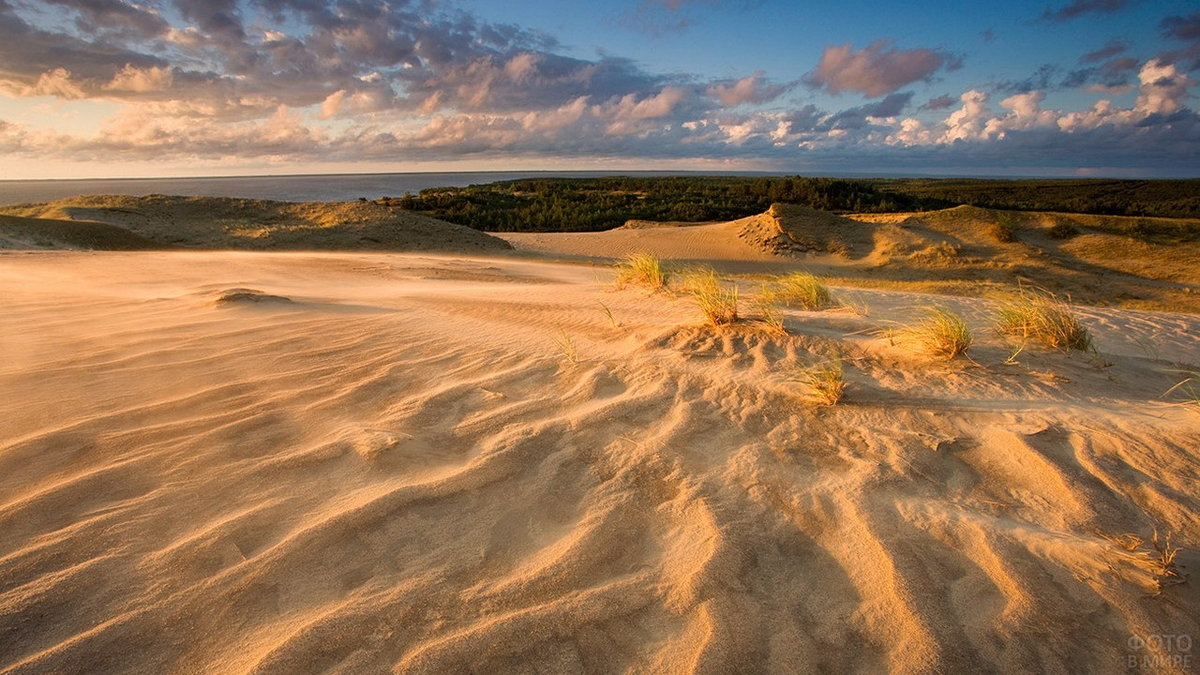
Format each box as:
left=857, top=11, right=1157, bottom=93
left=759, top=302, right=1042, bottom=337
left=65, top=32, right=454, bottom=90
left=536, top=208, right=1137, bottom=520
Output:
left=0, top=0, right=1196, bottom=178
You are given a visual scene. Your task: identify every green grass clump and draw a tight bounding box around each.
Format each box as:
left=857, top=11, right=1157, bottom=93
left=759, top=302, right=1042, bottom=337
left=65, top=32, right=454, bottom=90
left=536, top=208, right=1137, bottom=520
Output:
left=615, top=252, right=670, bottom=291
left=899, top=308, right=973, bottom=359
left=677, top=268, right=739, bottom=326
left=796, top=360, right=846, bottom=405
left=761, top=272, right=834, bottom=311
left=995, top=293, right=1094, bottom=352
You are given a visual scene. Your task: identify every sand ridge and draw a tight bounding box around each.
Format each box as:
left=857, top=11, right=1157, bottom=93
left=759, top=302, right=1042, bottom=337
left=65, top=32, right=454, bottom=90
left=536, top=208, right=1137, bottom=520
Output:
left=1, top=250, right=1197, bottom=674
left=501, top=204, right=1200, bottom=313
left=0, top=195, right=511, bottom=253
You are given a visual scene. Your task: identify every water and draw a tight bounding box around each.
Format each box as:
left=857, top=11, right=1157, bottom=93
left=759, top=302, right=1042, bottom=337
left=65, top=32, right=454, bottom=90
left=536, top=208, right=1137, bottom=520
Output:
left=0, top=170, right=744, bottom=205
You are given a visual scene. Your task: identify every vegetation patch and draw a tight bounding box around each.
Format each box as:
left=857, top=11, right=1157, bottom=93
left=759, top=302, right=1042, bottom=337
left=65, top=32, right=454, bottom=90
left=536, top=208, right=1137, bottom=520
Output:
left=996, top=292, right=1095, bottom=352
left=896, top=308, right=973, bottom=359
left=796, top=360, right=846, bottom=406
left=678, top=267, right=740, bottom=326
left=614, top=252, right=671, bottom=291
left=760, top=272, right=835, bottom=311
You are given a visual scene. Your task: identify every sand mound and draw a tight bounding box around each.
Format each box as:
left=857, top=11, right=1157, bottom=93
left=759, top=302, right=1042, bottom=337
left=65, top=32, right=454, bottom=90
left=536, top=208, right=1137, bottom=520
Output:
left=735, top=203, right=876, bottom=256
left=0, top=214, right=164, bottom=250
left=0, top=195, right=511, bottom=253
left=212, top=288, right=295, bottom=305
left=1, top=251, right=1197, bottom=674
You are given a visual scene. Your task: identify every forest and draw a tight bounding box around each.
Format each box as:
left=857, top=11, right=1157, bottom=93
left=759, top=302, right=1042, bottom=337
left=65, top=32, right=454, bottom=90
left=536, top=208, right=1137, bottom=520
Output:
left=376, top=176, right=1199, bottom=232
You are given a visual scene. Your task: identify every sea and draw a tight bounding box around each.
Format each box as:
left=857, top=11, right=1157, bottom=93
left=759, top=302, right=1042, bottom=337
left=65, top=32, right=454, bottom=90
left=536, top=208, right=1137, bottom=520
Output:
left=0, top=170, right=772, bottom=205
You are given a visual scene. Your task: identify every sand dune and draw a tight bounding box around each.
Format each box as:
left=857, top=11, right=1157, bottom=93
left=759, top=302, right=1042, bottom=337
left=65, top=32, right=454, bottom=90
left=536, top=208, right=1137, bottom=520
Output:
left=0, top=195, right=510, bottom=253
left=0, top=214, right=163, bottom=251
left=1, top=250, right=1197, bottom=674
left=502, top=204, right=1200, bottom=313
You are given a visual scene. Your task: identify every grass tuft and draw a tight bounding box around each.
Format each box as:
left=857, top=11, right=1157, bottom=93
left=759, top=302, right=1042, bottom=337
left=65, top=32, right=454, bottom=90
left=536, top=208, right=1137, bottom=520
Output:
left=614, top=252, right=670, bottom=291
left=752, top=291, right=786, bottom=334
left=554, top=329, right=579, bottom=364
left=761, top=272, right=834, bottom=311
left=995, top=292, right=1095, bottom=352
left=598, top=301, right=618, bottom=328
left=796, top=360, right=846, bottom=405
left=679, top=267, right=739, bottom=326
left=1150, top=529, right=1185, bottom=591
left=897, top=307, right=973, bottom=359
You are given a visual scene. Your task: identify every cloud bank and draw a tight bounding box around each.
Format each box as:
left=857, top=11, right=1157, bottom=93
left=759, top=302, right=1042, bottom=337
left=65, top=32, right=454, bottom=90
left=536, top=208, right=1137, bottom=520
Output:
left=0, top=0, right=1196, bottom=176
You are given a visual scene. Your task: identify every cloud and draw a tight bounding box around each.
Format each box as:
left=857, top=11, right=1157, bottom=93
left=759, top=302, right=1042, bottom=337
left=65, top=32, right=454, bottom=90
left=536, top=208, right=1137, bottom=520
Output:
left=805, top=40, right=960, bottom=97
left=620, top=0, right=761, bottom=37
left=103, top=64, right=173, bottom=93
left=707, top=71, right=788, bottom=107
left=1040, top=0, right=1138, bottom=22
left=1063, top=57, right=1138, bottom=91
left=919, top=95, right=956, bottom=111
left=995, top=64, right=1060, bottom=94
left=1081, top=40, right=1127, bottom=63
left=1161, top=12, right=1200, bottom=42
left=0, top=2, right=1196, bottom=176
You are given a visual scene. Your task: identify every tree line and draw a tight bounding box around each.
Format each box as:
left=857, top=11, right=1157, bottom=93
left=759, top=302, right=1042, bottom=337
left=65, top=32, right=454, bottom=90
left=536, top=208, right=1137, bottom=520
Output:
left=375, top=176, right=1198, bottom=232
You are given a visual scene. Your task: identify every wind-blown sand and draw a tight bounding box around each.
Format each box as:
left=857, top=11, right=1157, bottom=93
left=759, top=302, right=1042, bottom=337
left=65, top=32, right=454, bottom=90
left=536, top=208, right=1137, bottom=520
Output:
left=1, top=248, right=1197, bottom=674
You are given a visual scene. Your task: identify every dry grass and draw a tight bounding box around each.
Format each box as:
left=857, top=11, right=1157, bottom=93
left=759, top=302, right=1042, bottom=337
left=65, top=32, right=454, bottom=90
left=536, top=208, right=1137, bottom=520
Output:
left=614, top=252, right=671, bottom=291
left=554, top=329, right=579, bottom=364
left=796, top=360, right=846, bottom=405
left=1163, top=369, right=1200, bottom=416
left=761, top=272, right=835, bottom=311
left=1150, top=529, right=1185, bottom=591
left=679, top=267, right=739, bottom=326
left=996, top=292, right=1095, bottom=352
left=1100, top=529, right=1187, bottom=594
left=752, top=292, right=786, bottom=334
left=896, top=308, right=973, bottom=359
left=598, top=301, right=618, bottom=328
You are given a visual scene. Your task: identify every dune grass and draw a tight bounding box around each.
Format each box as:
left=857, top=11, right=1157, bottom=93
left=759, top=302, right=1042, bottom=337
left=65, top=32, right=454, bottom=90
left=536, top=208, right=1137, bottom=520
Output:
left=995, top=292, right=1095, bottom=352
left=614, top=252, right=671, bottom=291
left=761, top=272, right=835, bottom=311
left=896, top=308, right=973, bottom=359
left=678, top=267, right=739, bottom=326
left=752, top=292, right=786, bottom=334
left=1164, top=369, right=1200, bottom=416
left=796, top=360, right=846, bottom=405
left=553, top=329, right=579, bottom=364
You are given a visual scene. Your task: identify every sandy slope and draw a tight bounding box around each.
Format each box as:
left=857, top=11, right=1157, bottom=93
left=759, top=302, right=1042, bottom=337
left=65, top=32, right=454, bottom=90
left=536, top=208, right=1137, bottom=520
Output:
left=1, top=251, right=1198, bottom=674
left=0, top=195, right=510, bottom=253
left=501, top=204, right=1200, bottom=313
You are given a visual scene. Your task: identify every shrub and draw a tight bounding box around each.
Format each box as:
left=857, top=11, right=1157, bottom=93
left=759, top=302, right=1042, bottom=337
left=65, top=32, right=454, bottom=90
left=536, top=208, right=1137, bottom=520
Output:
left=990, top=214, right=1017, bottom=243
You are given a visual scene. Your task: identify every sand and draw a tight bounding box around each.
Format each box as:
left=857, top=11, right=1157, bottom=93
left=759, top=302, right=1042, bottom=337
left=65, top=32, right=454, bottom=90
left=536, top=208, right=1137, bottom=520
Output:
left=0, top=195, right=511, bottom=253
left=501, top=204, right=1200, bottom=313
left=1, top=247, right=1198, bottom=674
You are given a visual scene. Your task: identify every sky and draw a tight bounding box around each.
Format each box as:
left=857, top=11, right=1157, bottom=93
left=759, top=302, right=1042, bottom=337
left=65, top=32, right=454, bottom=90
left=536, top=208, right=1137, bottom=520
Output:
left=0, top=0, right=1197, bottom=179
